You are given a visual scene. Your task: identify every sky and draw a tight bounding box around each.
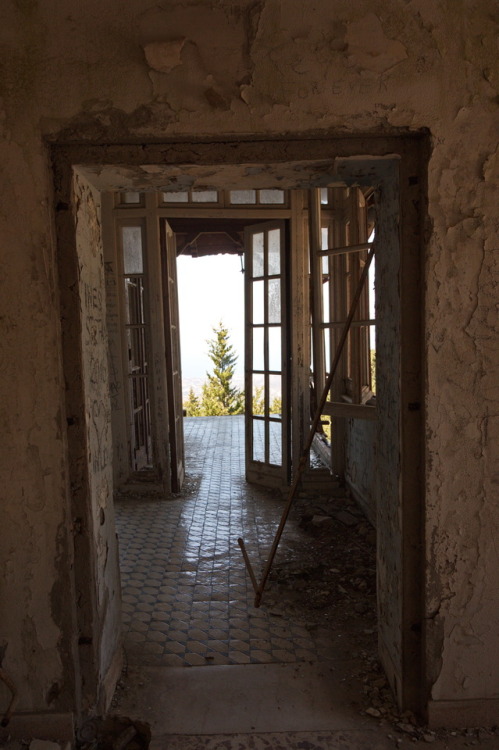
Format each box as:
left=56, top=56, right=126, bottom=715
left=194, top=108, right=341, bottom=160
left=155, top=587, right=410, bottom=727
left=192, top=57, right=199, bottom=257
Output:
left=176, top=241, right=376, bottom=382
left=176, top=254, right=245, bottom=381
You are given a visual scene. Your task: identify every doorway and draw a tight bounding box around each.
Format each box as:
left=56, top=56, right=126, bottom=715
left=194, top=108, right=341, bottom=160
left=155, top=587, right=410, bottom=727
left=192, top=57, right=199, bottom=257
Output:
left=53, top=134, right=426, bottom=720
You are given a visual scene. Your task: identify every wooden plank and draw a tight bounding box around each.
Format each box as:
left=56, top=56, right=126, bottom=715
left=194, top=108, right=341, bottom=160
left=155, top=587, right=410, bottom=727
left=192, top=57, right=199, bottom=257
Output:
left=157, top=207, right=292, bottom=220
left=322, top=401, right=376, bottom=420
left=320, top=319, right=375, bottom=328
left=308, top=188, right=325, bottom=400
left=318, top=241, right=373, bottom=257
left=160, top=220, right=185, bottom=492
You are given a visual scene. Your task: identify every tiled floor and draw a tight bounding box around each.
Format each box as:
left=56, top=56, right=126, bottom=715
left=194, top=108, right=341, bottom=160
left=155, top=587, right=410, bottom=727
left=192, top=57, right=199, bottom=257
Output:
left=115, top=415, right=331, bottom=667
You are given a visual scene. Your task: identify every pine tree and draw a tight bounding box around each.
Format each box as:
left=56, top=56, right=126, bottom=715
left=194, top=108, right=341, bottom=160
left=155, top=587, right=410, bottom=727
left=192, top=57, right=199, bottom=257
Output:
left=199, top=322, right=244, bottom=416
left=183, top=387, right=201, bottom=416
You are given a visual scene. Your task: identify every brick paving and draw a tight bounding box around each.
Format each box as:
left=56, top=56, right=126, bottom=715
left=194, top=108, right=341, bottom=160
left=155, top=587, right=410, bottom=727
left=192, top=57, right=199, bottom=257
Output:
left=115, top=416, right=329, bottom=667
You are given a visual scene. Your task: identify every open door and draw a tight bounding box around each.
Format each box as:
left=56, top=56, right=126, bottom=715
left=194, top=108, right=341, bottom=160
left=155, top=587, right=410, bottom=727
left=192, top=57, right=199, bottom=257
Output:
left=245, top=220, right=290, bottom=489
left=160, top=220, right=185, bottom=492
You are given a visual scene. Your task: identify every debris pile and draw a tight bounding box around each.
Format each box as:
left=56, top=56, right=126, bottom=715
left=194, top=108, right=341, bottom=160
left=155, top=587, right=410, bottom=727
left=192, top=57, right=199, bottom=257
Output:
left=265, top=490, right=377, bottom=641
left=262, top=487, right=499, bottom=746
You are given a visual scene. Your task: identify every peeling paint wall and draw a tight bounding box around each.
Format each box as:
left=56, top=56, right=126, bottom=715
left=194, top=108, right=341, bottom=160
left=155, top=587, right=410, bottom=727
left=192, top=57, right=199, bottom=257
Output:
left=73, top=175, right=122, bottom=711
left=0, top=0, right=498, bottom=725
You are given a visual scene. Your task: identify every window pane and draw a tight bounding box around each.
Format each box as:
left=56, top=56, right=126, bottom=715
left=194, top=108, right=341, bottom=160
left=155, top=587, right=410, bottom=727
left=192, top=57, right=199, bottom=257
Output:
left=252, top=375, right=265, bottom=416
left=230, top=189, right=256, bottom=204
left=321, top=227, right=328, bottom=249
left=269, top=420, right=282, bottom=466
left=259, top=189, right=285, bottom=204
left=162, top=191, right=188, bottom=203
left=253, top=327, right=264, bottom=371
left=268, top=278, right=281, bottom=324
left=322, top=280, right=330, bottom=323
left=252, top=280, right=264, bottom=325
left=268, top=229, right=280, bottom=275
left=124, top=278, right=145, bottom=325
left=269, top=373, right=282, bottom=410
left=252, top=233, right=264, bottom=277
left=122, top=226, right=143, bottom=274
left=121, top=192, right=142, bottom=204
left=324, top=329, right=331, bottom=371
left=320, top=188, right=329, bottom=205
left=252, top=419, right=265, bottom=462
left=268, top=327, right=281, bottom=372
left=191, top=190, right=218, bottom=203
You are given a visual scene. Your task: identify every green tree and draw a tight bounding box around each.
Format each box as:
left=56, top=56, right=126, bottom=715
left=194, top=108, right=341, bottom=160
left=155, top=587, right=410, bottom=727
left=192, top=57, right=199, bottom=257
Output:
left=199, top=322, right=244, bottom=416
left=251, top=389, right=281, bottom=416
left=370, top=350, right=376, bottom=394
left=183, top=387, right=201, bottom=416
left=252, top=385, right=265, bottom=415
left=270, top=395, right=282, bottom=415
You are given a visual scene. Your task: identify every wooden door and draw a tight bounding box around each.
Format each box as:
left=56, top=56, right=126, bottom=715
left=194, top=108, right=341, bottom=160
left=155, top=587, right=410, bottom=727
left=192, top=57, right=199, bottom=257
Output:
left=245, top=221, right=290, bottom=488
left=160, top=220, right=185, bottom=492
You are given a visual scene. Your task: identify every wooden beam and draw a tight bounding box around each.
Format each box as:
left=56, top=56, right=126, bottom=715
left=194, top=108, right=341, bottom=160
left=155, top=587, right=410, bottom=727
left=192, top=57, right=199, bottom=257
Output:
left=322, top=401, right=376, bottom=420
left=308, top=188, right=325, bottom=399
left=318, top=241, right=373, bottom=257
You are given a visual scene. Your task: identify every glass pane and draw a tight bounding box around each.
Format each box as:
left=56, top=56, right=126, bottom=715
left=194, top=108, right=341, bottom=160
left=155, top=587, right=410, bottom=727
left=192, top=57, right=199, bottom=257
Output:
left=268, top=327, right=281, bottom=372
left=252, top=280, right=264, bottom=325
left=252, top=233, right=264, bottom=277
left=268, top=229, right=280, bottom=275
left=321, top=227, right=328, bottom=249
left=124, top=278, right=144, bottom=325
left=268, top=374, right=282, bottom=417
left=259, top=189, right=285, bottom=204
left=268, top=278, right=281, bottom=324
left=252, top=327, right=264, bottom=371
left=122, top=226, right=143, bottom=274
left=320, top=188, right=329, bottom=205
left=121, top=192, right=142, bottom=204
left=162, top=191, right=188, bottom=203
left=252, top=419, right=265, bottom=462
left=192, top=190, right=218, bottom=203
left=322, top=280, right=330, bottom=323
left=324, top=329, right=331, bottom=371
left=268, top=421, right=282, bottom=466
left=252, top=375, right=265, bottom=416
left=230, top=189, right=256, bottom=204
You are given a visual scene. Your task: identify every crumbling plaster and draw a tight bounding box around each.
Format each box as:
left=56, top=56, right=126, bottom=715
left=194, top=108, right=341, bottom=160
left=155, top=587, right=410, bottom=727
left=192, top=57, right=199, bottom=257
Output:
left=0, top=0, right=497, bottom=725
left=72, top=174, right=122, bottom=711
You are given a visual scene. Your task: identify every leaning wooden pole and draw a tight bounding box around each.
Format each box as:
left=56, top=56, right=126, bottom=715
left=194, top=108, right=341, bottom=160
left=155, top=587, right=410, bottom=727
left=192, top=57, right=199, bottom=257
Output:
left=238, top=243, right=375, bottom=608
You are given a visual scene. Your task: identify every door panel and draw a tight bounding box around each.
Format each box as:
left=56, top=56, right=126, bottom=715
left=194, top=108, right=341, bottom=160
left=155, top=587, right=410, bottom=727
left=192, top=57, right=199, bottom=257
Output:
left=245, top=221, right=290, bottom=488
left=160, top=220, right=185, bottom=492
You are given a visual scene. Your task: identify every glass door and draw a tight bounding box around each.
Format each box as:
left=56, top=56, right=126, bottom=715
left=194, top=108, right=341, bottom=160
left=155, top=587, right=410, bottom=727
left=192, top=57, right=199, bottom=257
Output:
left=245, top=221, right=290, bottom=488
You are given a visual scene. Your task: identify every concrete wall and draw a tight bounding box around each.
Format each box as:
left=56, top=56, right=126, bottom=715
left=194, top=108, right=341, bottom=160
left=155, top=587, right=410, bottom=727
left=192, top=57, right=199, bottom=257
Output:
left=0, top=0, right=497, bottom=727
left=345, top=419, right=377, bottom=526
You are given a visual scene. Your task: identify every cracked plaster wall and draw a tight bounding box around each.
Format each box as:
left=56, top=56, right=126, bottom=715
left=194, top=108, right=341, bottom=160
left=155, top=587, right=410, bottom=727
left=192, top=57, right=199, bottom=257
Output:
left=345, top=419, right=377, bottom=526
left=73, top=174, right=122, bottom=711
left=0, top=0, right=497, bottom=720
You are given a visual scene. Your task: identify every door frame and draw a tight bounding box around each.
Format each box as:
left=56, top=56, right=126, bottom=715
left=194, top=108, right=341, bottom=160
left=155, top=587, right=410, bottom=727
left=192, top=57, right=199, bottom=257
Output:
left=52, top=133, right=427, bottom=717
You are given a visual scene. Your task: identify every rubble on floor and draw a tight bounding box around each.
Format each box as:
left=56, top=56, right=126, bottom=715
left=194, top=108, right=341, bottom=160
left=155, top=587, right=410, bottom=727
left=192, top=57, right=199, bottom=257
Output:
left=0, top=718, right=150, bottom=750
left=261, top=487, right=499, bottom=747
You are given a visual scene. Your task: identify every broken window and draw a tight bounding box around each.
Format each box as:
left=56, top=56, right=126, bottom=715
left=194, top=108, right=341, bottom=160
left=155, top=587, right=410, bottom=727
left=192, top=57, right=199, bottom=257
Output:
left=118, top=220, right=153, bottom=472
left=309, top=187, right=376, bottom=450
